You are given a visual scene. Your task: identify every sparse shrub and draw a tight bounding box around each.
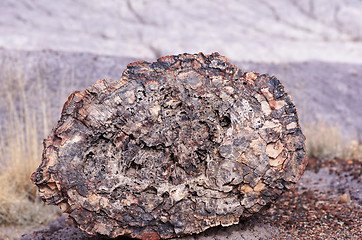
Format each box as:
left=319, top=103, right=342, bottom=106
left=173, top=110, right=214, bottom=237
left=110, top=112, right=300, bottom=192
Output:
left=304, top=120, right=362, bottom=159
left=0, top=67, right=59, bottom=226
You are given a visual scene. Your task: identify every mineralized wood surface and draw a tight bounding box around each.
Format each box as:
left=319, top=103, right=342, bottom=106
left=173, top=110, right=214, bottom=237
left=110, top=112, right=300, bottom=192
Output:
left=32, top=53, right=307, bottom=239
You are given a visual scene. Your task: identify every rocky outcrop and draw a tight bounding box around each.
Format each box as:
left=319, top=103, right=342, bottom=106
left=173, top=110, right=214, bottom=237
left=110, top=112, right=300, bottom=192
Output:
left=32, top=53, right=307, bottom=239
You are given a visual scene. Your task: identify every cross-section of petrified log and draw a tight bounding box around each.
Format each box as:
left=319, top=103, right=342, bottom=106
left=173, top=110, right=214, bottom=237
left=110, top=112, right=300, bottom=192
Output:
left=32, top=52, right=307, bottom=239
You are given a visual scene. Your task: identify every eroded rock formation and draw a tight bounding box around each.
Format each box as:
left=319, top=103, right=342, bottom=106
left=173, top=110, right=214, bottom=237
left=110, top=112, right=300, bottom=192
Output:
left=32, top=52, right=307, bottom=239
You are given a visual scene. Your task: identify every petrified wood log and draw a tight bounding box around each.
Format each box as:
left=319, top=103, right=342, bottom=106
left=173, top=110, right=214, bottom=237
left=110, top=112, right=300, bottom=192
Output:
left=32, top=53, right=307, bottom=239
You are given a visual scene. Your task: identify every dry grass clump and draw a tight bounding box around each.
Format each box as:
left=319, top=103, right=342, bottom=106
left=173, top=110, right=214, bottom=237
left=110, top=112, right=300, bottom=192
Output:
left=304, top=120, right=362, bottom=159
left=0, top=68, right=59, bottom=226
left=0, top=111, right=58, bottom=226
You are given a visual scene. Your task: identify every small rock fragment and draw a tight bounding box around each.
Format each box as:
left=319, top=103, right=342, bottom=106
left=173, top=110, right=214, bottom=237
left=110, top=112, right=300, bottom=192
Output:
left=338, top=193, right=351, bottom=204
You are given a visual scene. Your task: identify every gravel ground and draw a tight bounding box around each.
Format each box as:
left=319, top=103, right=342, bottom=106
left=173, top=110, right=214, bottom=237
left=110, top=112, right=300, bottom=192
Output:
left=262, top=158, right=362, bottom=239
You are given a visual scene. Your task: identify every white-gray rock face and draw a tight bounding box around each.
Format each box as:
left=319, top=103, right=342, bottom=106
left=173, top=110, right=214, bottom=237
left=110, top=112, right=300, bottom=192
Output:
left=1, top=0, right=362, bottom=63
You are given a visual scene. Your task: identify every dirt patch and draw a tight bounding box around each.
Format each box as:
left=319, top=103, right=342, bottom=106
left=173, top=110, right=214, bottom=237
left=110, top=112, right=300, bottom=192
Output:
left=262, top=158, right=362, bottom=239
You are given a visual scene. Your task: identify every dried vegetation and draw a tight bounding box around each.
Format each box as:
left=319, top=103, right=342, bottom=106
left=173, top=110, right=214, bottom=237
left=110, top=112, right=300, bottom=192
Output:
left=0, top=67, right=59, bottom=233
left=304, top=120, right=362, bottom=159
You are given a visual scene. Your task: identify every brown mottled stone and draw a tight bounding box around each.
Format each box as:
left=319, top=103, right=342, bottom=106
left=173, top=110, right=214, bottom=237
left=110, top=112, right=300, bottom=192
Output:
left=31, top=52, right=307, bottom=239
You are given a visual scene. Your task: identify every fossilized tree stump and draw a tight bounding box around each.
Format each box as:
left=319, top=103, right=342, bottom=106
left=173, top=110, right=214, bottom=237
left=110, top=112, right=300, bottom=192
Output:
left=32, top=53, right=307, bottom=239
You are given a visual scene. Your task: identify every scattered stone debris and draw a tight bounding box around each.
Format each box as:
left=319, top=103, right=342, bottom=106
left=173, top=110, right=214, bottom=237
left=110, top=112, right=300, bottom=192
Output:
left=339, top=193, right=351, bottom=204
left=307, top=157, right=362, bottom=205
left=31, top=53, right=307, bottom=239
left=261, top=157, right=362, bottom=239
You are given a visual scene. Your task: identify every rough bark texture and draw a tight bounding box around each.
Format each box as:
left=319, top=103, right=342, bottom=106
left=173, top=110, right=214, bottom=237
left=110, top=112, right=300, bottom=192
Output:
left=32, top=52, right=307, bottom=239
